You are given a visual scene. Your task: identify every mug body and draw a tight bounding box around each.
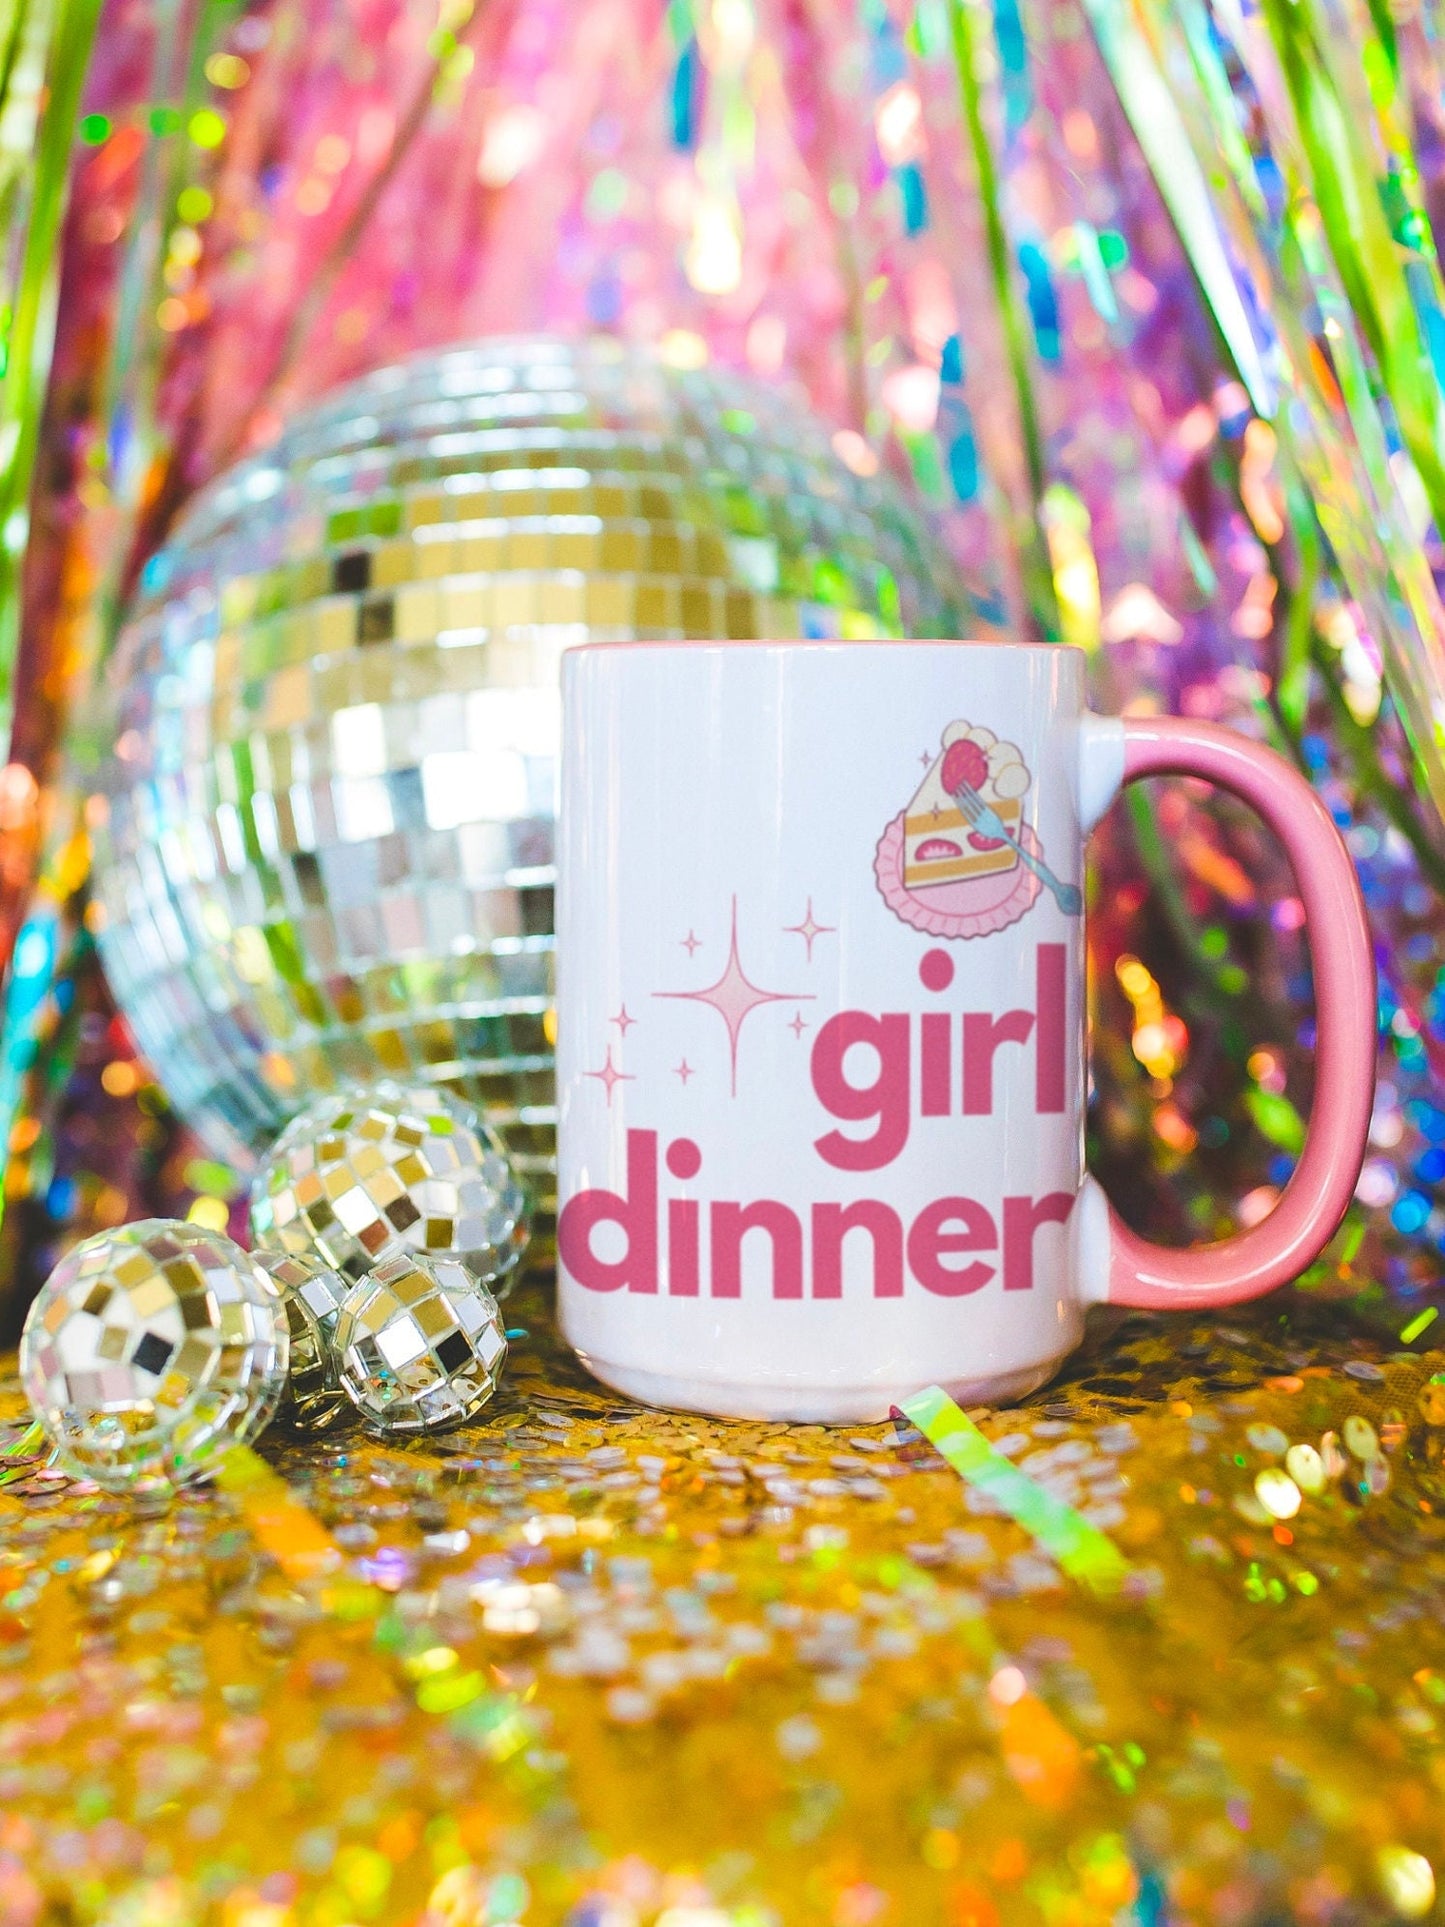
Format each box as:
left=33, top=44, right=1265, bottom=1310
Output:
left=557, top=639, right=1101, bottom=1421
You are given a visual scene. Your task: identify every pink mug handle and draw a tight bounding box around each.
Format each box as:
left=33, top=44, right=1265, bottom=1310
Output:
left=1097, top=716, right=1376, bottom=1309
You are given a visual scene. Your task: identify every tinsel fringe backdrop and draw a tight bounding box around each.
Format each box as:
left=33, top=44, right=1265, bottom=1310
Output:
left=0, top=0, right=1441, bottom=1327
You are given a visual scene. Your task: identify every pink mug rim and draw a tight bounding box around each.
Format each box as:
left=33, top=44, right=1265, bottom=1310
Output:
left=564, top=635, right=1085, bottom=657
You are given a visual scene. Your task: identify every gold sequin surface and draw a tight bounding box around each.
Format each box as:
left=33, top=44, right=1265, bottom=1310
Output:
left=2, top=1275, right=1444, bottom=1924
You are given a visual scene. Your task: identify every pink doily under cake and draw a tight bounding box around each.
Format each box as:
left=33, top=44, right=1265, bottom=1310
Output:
left=873, top=812, right=1043, bottom=939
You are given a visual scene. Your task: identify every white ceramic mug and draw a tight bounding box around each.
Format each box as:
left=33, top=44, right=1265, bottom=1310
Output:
left=555, top=640, right=1375, bottom=1422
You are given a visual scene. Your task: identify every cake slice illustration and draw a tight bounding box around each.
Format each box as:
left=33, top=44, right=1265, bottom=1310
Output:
left=903, top=721, right=1032, bottom=891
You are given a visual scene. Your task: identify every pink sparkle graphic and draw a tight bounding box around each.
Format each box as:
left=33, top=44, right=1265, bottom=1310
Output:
left=656, top=897, right=813, bottom=1095
left=783, top=897, right=837, bottom=962
left=583, top=1045, right=635, bottom=1106
left=611, top=1005, right=637, bottom=1036
left=788, top=1011, right=808, bottom=1039
left=920, top=748, right=933, bottom=769
left=674, top=1058, right=695, bottom=1085
left=680, top=929, right=702, bottom=957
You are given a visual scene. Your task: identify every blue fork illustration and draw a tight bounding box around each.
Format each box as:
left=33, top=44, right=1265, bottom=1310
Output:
left=950, top=779, right=1083, bottom=916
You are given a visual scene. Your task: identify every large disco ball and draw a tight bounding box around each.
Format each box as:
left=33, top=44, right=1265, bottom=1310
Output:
left=91, top=337, right=976, bottom=1205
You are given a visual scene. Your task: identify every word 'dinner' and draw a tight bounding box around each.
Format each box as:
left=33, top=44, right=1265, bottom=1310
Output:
left=560, top=945, right=1077, bottom=1302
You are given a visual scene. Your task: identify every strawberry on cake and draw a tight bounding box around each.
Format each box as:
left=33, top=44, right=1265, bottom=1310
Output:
left=903, top=721, right=1032, bottom=891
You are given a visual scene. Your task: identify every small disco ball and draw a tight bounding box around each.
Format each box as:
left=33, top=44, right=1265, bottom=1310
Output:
left=249, top=1081, right=529, bottom=1292
left=19, top=1220, right=288, bottom=1492
left=90, top=337, right=978, bottom=1209
left=256, top=1248, right=352, bottom=1432
left=333, top=1249, right=507, bottom=1434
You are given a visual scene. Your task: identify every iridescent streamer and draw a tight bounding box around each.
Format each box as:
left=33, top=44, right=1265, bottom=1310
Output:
left=0, top=0, right=238, bottom=1264
left=1085, top=0, right=1445, bottom=831
left=0, top=1416, right=45, bottom=1457
left=0, top=0, right=104, bottom=734
left=90, top=0, right=243, bottom=663
left=213, top=1440, right=346, bottom=1585
left=944, top=0, right=1060, bottom=640
left=895, top=1385, right=1131, bottom=1594
left=1255, top=0, right=1445, bottom=514
left=0, top=820, right=91, bottom=1240
left=1081, top=0, right=1272, bottom=414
